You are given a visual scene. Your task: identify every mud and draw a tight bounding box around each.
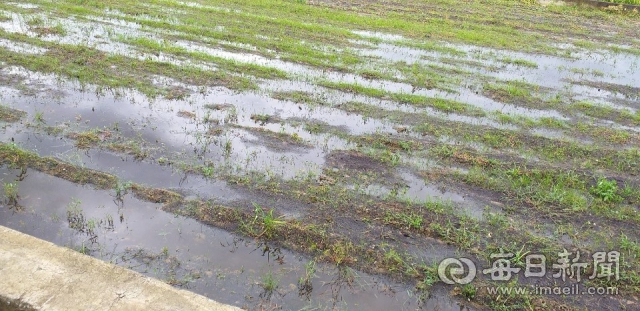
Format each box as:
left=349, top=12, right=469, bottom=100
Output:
left=0, top=167, right=467, bottom=310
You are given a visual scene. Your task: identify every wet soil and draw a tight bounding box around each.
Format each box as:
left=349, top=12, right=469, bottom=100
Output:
left=0, top=0, right=639, bottom=310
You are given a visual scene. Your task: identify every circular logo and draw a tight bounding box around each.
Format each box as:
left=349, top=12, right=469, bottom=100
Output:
left=438, top=257, right=476, bottom=285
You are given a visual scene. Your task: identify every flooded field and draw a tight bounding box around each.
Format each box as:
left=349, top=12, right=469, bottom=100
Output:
left=0, top=0, right=639, bottom=310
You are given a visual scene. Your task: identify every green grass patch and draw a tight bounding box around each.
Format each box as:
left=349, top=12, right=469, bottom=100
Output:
left=319, top=81, right=482, bottom=115
left=0, top=105, right=26, bottom=122
left=119, top=36, right=288, bottom=80
left=498, top=57, right=538, bottom=68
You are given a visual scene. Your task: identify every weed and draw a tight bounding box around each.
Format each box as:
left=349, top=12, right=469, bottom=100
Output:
left=224, top=107, right=238, bottom=123
left=0, top=105, right=26, bottom=122
left=383, top=248, right=405, bottom=272
left=304, top=122, right=324, bottom=134
left=499, top=57, right=538, bottom=68
left=509, top=245, right=530, bottom=268
left=592, top=178, right=621, bottom=203
left=201, top=166, right=214, bottom=178
left=70, top=130, right=100, bottom=149
left=27, top=16, right=44, bottom=26
left=223, top=139, right=232, bottom=157
left=3, top=182, right=19, bottom=205
left=106, top=214, right=114, bottom=228
left=261, top=269, right=279, bottom=293
left=114, top=180, right=133, bottom=202
left=0, top=12, right=10, bottom=22
left=298, top=260, right=316, bottom=294
left=461, top=284, right=477, bottom=300
left=33, top=111, right=45, bottom=123
left=418, top=268, right=438, bottom=288
left=367, top=149, right=400, bottom=166
left=66, top=198, right=85, bottom=232
left=52, top=23, right=66, bottom=36
left=249, top=203, right=285, bottom=238
left=324, top=241, right=356, bottom=266
left=386, top=210, right=423, bottom=230
left=272, top=91, right=317, bottom=106
left=77, top=242, right=89, bottom=255
left=430, top=218, right=479, bottom=249
left=250, top=114, right=271, bottom=124
left=402, top=212, right=423, bottom=230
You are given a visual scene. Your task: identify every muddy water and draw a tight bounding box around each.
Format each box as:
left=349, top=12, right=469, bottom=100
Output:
left=356, top=36, right=639, bottom=127
left=0, top=69, right=336, bottom=180
left=350, top=171, right=490, bottom=220
left=4, top=5, right=637, bottom=130
left=0, top=2, right=637, bottom=309
left=1, top=8, right=637, bottom=142
left=0, top=167, right=469, bottom=310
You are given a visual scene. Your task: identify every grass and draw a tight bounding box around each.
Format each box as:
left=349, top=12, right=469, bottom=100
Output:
left=114, top=180, right=133, bottom=202
left=247, top=203, right=285, bottom=239
left=31, top=23, right=67, bottom=36
left=0, top=105, right=26, bottom=122
left=385, top=210, right=423, bottom=230
left=392, top=62, right=461, bottom=92
left=119, top=36, right=288, bottom=80
left=592, top=178, right=621, bottom=203
left=249, top=113, right=271, bottom=124
left=319, top=80, right=482, bottom=115
left=69, top=130, right=99, bottom=149
left=272, top=91, right=316, bottom=106
left=484, top=81, right=535, bottom=103
left=499, top=57, right=538, bottom=68
left=609, top=0, right=640, bottom=4
left=0, top=34, right=256, bottom=96
left=33, top=111, right=45, bottom=123
left=298, top=260, right=316, bottom=292
left=2, top=135, right=639, bottom=308
left=26, top=16, right=44, bottom=26
left=571, top=101, right=640, bottom=126
left=461, top=284, right=477, bottom=301
left=0, top=12, right=11, bottom=22
left=0, top=0, right=639, bottom=309
left=261, top=269, right=279, bottom=293
left=31, top=0, right=632, bottom=58
left=3, top=181, right=19, bottom=205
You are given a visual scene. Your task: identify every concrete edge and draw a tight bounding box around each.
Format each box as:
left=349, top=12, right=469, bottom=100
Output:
left=0, top=226, right=242, bottom=311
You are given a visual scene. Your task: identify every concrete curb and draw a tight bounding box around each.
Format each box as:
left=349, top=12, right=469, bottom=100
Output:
left=0, top=226, right=241, bottom=311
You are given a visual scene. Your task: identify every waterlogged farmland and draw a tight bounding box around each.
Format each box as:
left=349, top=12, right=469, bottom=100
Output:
left=0, top=0, right=639, bottom=310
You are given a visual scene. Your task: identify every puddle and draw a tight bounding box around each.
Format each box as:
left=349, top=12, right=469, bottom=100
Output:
left=352, top=30, right=406, bottom=42
left=2, top=4, right=638, bottom=131
left=350, top=171, right=489, bottom=220
left=0, top=167, right=469, bottom=310
left=176, top=1, right=239, bottom=13
left=0, top=11, right=219, bottom=72
left=0, top=38, right=46, bottom=55
left=0, top=5, right=635, bottom=310
left=3, top=7, right=621, bottom=131
left=530, top=128, right=580, bottom=142
left=0, top=65, right=421, bottom=181
left=0, top=70, right=336, bottom=180
left=356, top=37, right=639, bottom=122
